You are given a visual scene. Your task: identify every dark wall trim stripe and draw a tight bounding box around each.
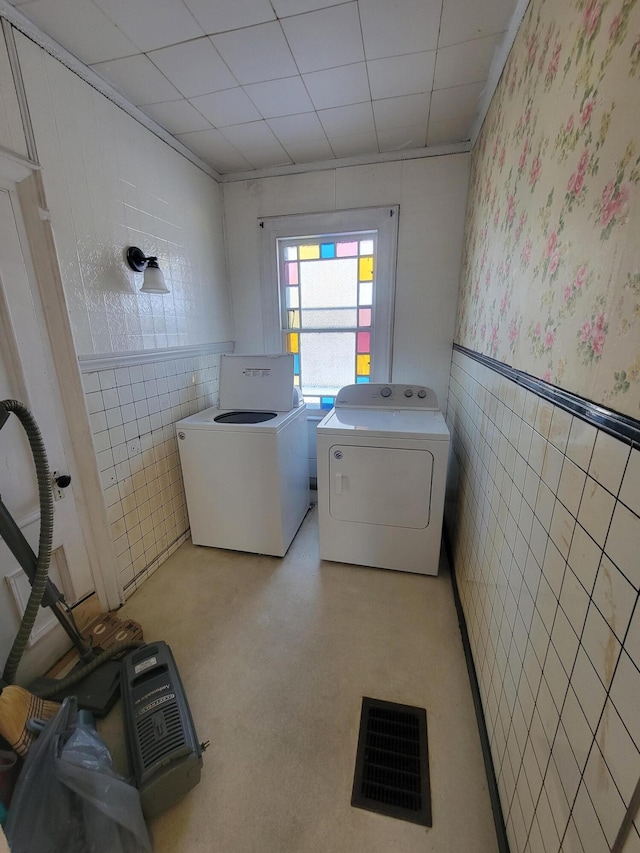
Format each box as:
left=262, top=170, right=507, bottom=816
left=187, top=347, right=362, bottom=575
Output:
left=453, top=343, right=640, bottom=448
left=443, top=522, right=511, bottom=853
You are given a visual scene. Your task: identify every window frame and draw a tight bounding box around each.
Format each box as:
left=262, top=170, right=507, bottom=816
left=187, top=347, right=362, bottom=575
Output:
left=258, top=206, right=399, bottom=390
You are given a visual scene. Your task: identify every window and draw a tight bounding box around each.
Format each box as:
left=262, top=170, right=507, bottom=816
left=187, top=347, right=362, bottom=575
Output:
left=259, top=207, right=398, bottom=409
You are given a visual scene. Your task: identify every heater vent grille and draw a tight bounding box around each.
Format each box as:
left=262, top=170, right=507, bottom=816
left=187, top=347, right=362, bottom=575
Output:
left=352, top=697, right=431, bottom=826
left=137, top=701, right=187, bottom=771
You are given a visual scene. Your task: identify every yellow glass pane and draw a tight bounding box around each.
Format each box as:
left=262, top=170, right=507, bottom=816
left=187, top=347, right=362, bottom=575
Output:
left=299, top=244, right=320, bottom=260
left=294, top=375, right=300, bottom=386
left=287, top=333, right=299, bottom=353
left=359, top=256, right=374, bottom=281
left=287, top=309, right=300, bottom=329
left=356, top=354, right=370, bottom=376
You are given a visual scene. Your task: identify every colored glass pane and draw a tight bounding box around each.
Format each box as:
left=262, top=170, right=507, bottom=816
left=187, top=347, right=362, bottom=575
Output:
left=286, top=262, right=298, bottom=285
left=358, top=308, right=371, bottom=327
left=305, top=396, right=321, bottom=408
left=357, top=331, right=370, bottom=353
left=360, top=239, right=374, bottom=254
left=293, top=354, right=300, bottom=375
left=285, top=287, right=299, bottom=309
left=356, top=354, right=370, bottom=375
left=320, top=243, right=335, bottom=258
left=294, top=375, right=300, bottom=386
left=359, top=256, right=374, bottom=281
left=287, top=333, right=299, bottom=353
left=356, top=376, right=370, bottom=384
left=299, top=244, right=320, bottom=260
left=284, top=246, right=297, bottom=260
left=336, top=241, right=358, bottom=257
left=321, top=397, right=334, bottom=409
left=359, top=282, right=373, bottom=305
left=287, top=309, right=300, bottom=329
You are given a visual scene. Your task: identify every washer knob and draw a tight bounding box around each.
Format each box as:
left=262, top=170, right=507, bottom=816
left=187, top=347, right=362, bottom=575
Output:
left=417, top=389, right=426, bottom=399
left=380, top=387, right=392, bottom=398
left=404, top=388, right=413, bottom=397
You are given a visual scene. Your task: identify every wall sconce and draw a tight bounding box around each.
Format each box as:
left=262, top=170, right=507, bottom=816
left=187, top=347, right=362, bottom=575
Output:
left=126, top=246, right=169, bottom=294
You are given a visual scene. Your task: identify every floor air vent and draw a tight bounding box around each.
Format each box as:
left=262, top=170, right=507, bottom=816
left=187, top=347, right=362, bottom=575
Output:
left=352, top=697, right=432, bottom=827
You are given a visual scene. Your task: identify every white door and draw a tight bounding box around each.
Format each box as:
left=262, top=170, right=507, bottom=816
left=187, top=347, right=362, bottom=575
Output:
left=0, top=185, right=94, bottom=674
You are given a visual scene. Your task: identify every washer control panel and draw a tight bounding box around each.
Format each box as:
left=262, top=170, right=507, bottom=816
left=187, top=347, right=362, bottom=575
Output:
left=334, top=383, right=439, bottom=410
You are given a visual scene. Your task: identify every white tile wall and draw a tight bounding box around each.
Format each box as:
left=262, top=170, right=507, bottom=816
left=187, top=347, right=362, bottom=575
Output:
left=446, top=349, right=640, bottom=853
left=83, top=351, right=221, bottom=597
left=14, top=30, right=232, bottom=358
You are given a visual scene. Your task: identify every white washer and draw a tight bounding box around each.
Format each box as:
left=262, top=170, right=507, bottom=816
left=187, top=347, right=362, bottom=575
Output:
left=317, top=383, right=450, bottom=575
left=176, top=354, right=309, bottom=557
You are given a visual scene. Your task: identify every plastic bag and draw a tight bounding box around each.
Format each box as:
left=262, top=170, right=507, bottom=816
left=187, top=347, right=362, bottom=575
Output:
left=4, top=697, right=151, bottom=853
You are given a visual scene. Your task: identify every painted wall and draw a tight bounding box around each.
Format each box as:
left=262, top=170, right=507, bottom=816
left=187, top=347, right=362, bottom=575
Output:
left=456, top=0, right=640, bottom=419
left=449, top=1, right=640, bottom=851
left=223, top=154, right=470, bottom=412
left=14, top=30, right=232, bottom=357
left=0, top=30, right=26, bottom=157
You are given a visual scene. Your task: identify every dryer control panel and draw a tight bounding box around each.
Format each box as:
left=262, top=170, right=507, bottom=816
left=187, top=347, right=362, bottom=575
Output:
left=334, top=383, right=439, bottom=410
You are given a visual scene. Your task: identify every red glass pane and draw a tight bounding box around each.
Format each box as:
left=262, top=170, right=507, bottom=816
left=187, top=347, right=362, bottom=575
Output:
left=286, top=262, right=298, bottom=285
left=357, top=332, right=370, bottom=353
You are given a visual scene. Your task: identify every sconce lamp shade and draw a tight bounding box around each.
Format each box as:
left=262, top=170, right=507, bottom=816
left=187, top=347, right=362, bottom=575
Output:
left=126, top=246, right=169, bottom=294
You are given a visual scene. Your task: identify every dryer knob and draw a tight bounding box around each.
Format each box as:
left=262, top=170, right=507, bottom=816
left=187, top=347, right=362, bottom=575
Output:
left=404, top=388, right=413, bottom=397
left=380, top=386, right=392, bottom=397
left=417, top=390, right=426, bottom=399
left=178, top=431, right=186, bottom=440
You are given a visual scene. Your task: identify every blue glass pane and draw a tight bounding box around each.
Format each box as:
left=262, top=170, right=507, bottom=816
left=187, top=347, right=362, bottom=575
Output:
left=320, top=243, right=335, bottom=258
left=356, top=376, right=370, bottom=383
left=321, top=397, right=334, bottom=409
left=293, top=354, right=300, bottom=375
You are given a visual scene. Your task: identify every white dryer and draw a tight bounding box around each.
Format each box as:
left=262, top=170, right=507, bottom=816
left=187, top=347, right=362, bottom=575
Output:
left=316, top=383, right=450, bottom=575
left=176, top=354, right=309, bottom=557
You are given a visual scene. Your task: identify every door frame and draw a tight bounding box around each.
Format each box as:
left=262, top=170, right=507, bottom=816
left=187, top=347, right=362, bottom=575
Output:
left=0, top=146, right=122, bottom=609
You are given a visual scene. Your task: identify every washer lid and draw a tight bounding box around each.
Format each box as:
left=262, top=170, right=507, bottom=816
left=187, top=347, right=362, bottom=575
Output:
left=317, top=407, right=450, bottom=440
left=219, top=354, right=295, bottom=412
left=177, top=403, right=305, bottom=433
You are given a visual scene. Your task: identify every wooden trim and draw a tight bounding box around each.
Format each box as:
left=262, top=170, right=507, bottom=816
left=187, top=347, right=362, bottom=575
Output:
left=78, top=341, right=234, bottom=373
left=16, top=171, right=123, bottom=609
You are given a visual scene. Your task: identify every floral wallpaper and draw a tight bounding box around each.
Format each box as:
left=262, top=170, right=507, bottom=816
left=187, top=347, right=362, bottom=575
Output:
left=456, top=0, right=640, bottom=418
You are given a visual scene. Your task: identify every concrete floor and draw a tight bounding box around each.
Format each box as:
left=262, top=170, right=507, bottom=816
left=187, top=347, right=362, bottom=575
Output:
left=102, top=506, right=498, bottom=853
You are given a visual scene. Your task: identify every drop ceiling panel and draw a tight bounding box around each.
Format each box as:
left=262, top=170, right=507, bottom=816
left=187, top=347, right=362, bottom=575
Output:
left=91, top=55, right=182, bottom=106
left=141, top=99, right=213, bottom=134
left=243, top=146, right=293, bottom=169
left=303, top=63, right=370, bottom=110
left=219, top=120, right=282, bottom=150
left=148, top=39, right=238, bottom=99
left=367, top=51, right=436, bottom=100
left=244, top=77, right=314, bottom=118
left=93, top=0, right=205, bottom=52
left=359, top=0, right=442, bottom=60
left=183, top=0, right=276, bottom=34
left=212, top=21, right=298, bottom=84
left=377, top=124, right=427, bottom=152
left=267, top=112, right=327, bottom=143
left=190, top=88, right=262, bottom=127
left=271, top=0, right=346, bottom=15
left=427, top=81, right=485, bottom=145
left=434, top=33, right=503, bottom=90
left=329, top=131, right=379, bottom=158
left=281, top=3, right=365, bottom=74
left=281, top=138, right=335, bottom=163
left=318, top=101, right=376, bottom=137
left=439, top=0, right=517, bottom=48
left=372, top=94, right=429, bottom=130
left=17, top=0, right=139, bottom=64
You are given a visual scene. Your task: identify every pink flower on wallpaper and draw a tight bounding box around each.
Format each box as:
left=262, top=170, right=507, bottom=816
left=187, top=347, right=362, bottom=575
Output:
left=493, top=207, right=501, bottom=227
left=508, top=319, right=519, bottom=342
left=566, top=114, right=575, bottom=133
left=519, top=140, right=530, bottom=171
left=591, top=328, right=606, bottom=355
left=506, top=194, right=516, bottom=225
left=594, top=310, right=607, bottom=331
left=533, top=321, right=542, bottom=337
left=580, top=96, right=595, bottom=127
left=544, top=328, right=555, bottom=349
left=599, top=182, right=631, bottom=228
left=580, top=321, right=592, bottom=342
left=543, top=370, right=552, bottom=382
left=609, top=11, right=622, bottom=42
left=601, top=180, right=615, bottom=207
left=499, top=146, right=506, bottom=169
left=481, top=324, right=487, bottom=340
left=545, top=230, right=558, bottom=258
left=546, top=42, right=561, bottom=83
left=567, top=169, right=585, bottom=196
left=549, top=249, right=561, bottom=275
left=521, top=238, right=532, bottom=265
left=574, top=264, right=588, bottom=289
left=529, top=156, right=542, bottom=186
left=490, top=326, right=499, bottom=355
left=500, top=292, right=509, bottom=314
left=583, top=0, right=603, bottom=40
left=563, top=283, right=573, bottom=302
left=578, top=148, right=590, bottom=173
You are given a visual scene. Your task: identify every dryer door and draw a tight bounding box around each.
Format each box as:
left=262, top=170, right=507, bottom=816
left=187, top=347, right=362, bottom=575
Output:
left=328, top=445, right=433, bottom=528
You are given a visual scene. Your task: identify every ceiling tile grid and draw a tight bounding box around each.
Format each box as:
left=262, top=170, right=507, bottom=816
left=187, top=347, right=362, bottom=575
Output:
left=10, top=0, right=520, bottom=174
